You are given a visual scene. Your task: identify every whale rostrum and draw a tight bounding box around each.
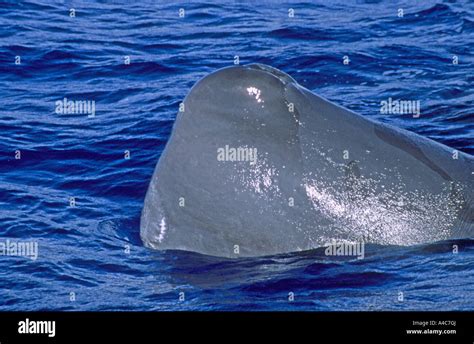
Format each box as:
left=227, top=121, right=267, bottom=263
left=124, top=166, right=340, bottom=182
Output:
left=141, top=64, right=474, bottom=258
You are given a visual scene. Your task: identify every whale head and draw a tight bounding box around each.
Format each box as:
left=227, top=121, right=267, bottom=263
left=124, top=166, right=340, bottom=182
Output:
left=141, top=64, right=473, bottom=258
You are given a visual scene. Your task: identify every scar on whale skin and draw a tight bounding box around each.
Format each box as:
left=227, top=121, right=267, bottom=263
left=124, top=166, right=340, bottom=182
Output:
left=374, top=124, right=451, bottom=181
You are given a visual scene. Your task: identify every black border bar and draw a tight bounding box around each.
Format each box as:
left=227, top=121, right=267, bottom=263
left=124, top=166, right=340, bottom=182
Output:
left=0, top=312, right=472, bottom=343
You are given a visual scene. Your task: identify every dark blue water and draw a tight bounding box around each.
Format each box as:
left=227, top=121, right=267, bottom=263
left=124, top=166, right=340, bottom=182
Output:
left=0, top=0, right=473, bottom=311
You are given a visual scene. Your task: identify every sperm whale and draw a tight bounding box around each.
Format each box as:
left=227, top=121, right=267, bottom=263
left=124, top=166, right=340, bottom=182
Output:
left=141, top=64, right=473, bottom=258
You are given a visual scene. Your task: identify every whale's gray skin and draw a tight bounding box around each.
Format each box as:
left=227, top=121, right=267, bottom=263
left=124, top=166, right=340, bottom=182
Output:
left=141, top=64, right=473, bottom=258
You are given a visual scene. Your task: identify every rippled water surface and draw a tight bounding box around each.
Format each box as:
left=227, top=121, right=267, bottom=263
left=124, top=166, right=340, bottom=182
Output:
left=0, top=0, right=473, bottom=310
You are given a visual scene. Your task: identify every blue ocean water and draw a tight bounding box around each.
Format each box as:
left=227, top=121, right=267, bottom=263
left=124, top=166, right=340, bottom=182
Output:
left=0, top=0, right=473, bottom=311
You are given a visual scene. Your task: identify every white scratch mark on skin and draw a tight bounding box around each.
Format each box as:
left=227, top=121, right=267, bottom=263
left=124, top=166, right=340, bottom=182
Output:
left=158, top=217, right=167, bottom=243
